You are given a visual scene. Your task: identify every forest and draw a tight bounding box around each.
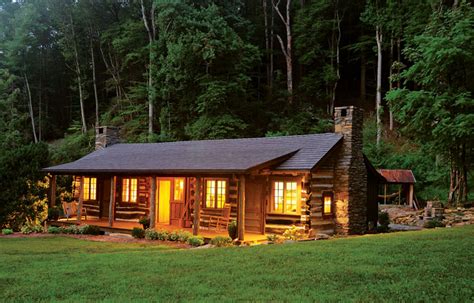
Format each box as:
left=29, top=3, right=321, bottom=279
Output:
left=0, top=0, right=472, bottom=227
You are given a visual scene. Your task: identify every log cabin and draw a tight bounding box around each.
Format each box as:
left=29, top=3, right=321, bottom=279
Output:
left=43, top=106, right=384, bottom=240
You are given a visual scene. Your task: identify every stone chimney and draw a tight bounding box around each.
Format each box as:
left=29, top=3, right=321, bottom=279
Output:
left=333, top=106, right=367, bottom=234
left=95, top=126, right=120, bottom=150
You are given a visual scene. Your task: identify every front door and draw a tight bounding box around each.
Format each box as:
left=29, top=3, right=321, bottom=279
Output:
left=157, top=180, right=171, bottom=224
left=245, top=176, right=266, bottom=234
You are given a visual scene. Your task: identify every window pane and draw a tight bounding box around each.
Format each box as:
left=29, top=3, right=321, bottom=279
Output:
left=217, top=180, right=226, bottom=208
left=83, top=177, right=90, bottom=200
left=206, top=180, right=215, bottom=208
left=274, top=182, right=284, bottom=212
left=130, top=179, right=138, bottom=202
left=285, top=182, right=297, bottom=213
left=122, top=179, right=129, bottom=202
left=174, top=179, right=185, bottom=201
left=90, top=178, right=97, bottom=200
left=324, top=195, right=332, bottom=214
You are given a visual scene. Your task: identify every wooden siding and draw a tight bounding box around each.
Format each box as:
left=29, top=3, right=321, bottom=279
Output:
left=309, top=152, right=337, bottom=235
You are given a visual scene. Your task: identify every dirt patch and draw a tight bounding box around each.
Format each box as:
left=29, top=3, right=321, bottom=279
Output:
left=0, top=233, right=191, bottom=248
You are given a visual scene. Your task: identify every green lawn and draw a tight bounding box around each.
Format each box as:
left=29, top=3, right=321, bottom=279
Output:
left=1, top=226, right=473, bottom=302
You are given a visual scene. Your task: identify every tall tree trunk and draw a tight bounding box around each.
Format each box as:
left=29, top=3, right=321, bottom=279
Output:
left=360, top=51, right=366, bottom=102
left=389, top=36, right=394, bottom=131
left=70, top=13, right=87, bottom=134
left=330, top=3, right=341, bottom=116
left=90, top=34, right=99, bottom=126
left=270, top=1, right=275, bottom=93
left=24, top=73, right=38, bottom=143
left=375, top=25, right=383, bottom=146
left=273, top=0, right=293, bottom=103
left=263, top=0, right=271, bottom=91
left=38, top=72, right=42, bottom=141
left=140, top=0, right=156, bottom=140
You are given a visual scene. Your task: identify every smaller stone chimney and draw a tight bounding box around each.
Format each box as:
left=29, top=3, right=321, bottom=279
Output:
left=95, top=126, right=120, bottom=150
left=333, top=106, right=367, bottom=234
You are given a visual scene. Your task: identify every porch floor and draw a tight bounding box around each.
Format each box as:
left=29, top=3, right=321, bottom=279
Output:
left=50, top=218, right=268, bottom=244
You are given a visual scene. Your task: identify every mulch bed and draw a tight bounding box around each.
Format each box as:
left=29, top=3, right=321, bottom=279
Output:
left=0, top=232, right=191, bottom=248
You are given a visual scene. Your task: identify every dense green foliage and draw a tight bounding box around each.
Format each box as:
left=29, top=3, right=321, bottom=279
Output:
left=0, top=0, right=472, bottom=220
left=1, top=226, right=473, bottom=301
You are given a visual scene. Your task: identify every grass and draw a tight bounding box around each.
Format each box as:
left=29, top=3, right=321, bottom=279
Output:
left=1, top=226, right=473, bottom=302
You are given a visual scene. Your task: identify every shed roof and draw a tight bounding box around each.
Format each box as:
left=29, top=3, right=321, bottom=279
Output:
left=43, top=133, right=343, bottom=174
left=377, top=169, right=416, bottom=184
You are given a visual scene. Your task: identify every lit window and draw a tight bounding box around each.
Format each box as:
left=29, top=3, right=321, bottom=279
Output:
left=174, top=178, right=185, bottom=201
left=122, top=178, right=138, bottom=203
left=272, top=181, right=299, bottom=214
left=205, top=179, right=226, bottom=208
left=323, top=192, right=333, bottom=215
left=83, top=177, right=97, bottom=200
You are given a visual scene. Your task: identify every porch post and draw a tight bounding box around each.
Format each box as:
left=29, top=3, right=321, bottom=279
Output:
left=50, top=175, right=56, bottom=208
left=193, top=176, right=201, bottom=235
left=237, top=175, right=246, bottom=241
left=149, top=176, right=156, bottom=228
left=108, top=176, right=116, bottom=227
left=408, top=184, right=414, bottom=208
left=77, top=176, right=84, bottom=222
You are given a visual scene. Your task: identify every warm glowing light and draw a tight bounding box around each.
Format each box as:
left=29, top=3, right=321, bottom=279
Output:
left=122, top=178, right=138, bottom=203
left=324, top=195, right=332, bottom=214
left=174, top=178, right=185, bottom=201
left=206, top=180, right=226, bottom=208
left=83, top=177, right=97, bottom=200
left=273, top=181, right=298, bottom=214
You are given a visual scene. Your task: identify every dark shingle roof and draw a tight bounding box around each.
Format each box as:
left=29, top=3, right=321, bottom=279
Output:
left=43, top=133, right=342, bottom=174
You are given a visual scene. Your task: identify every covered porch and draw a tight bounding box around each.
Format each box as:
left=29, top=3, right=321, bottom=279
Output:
left=48, top=173, right=268, bottom=242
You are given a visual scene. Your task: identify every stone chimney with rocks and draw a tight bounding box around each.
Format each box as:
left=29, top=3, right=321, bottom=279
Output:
left=333, top=106, right=367, bottom=234
left=95, top=126, right=120, bottom=150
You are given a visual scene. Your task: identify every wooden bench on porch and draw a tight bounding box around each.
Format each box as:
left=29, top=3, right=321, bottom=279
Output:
left=200, top=206, right=231, bottom=231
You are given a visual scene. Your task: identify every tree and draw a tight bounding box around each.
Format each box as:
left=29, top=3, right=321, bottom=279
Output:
left=273, top=0, right=293, bottom=103
left=386, top=2, right=474, bottom=206
left=294, top=0, right=343, bottom=114
left=361, top=0, right=387, bottom=146
left=140, top=0, right=157, bottom=140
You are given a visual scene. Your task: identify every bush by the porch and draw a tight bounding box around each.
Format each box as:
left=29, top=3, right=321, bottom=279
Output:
left=210, top=236, right=233, bottom=247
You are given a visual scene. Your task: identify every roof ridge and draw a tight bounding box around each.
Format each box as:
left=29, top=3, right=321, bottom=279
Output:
left=113, top=132, right=340, bottom=146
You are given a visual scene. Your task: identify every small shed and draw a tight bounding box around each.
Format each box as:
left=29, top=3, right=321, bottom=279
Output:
left=377, top=169, right=416, bottom=208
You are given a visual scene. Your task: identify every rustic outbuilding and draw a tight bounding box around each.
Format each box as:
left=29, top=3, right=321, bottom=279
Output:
left=44, top=106, right=384, bottom=241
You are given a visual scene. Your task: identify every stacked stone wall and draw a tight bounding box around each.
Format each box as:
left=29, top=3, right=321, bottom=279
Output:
left=333, top=106, right=367, bottom=234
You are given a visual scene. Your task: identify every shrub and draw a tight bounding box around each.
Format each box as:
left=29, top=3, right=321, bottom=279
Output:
left=47, top=226, right=61, bottom=234
left=424, top=219, right=446, bottom=229
left=156, top=230, right=169, bottom=241
left=48, top=207, right=61, bottom=221
left=61, top=225, right=80, bottom=234
left=378, top=211, right=390, bottom=233
left=176, top=230, right=192, bottom=242
left=139, top=216, right=150, bottom=229
left=210, top=236, right=233, bottom=247
left=283, top=226, right=304, bottom=241
left=21, top=224, right=43, bottom=234
left=132, top=227, right=145, bottom=239
left=168, top=231, right=180, bottom=241
left=228, top=220, right=238, bottom=239
left=187, top=236, right=204, bottom=247
left=145, top=228, right=159, bottom=240
left=2, top=228, right=13, bottom=235
left=80, top=225, right=101, bottom=235
left=266, top=234, right=283, bottom=244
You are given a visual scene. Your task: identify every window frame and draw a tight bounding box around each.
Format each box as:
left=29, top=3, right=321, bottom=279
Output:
left=203, top=178, right=228, bottom=209
left=322, top=191, right=334, bottom=217
left=82, top=177, right=97, bottom=201
left=269, top=178, right=301, bottom=215
left=121, top=177, right=138, bottom=204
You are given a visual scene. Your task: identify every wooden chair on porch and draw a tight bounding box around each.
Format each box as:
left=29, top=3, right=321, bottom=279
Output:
left=62, top=201, right=87, bottom=220
left=200, top=206, right=231, bottom=232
